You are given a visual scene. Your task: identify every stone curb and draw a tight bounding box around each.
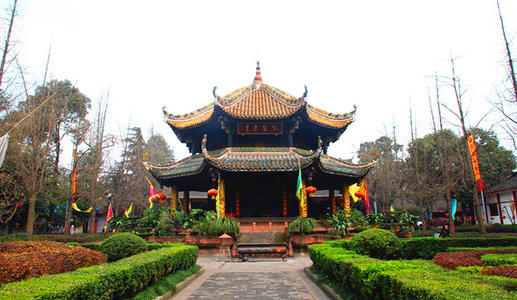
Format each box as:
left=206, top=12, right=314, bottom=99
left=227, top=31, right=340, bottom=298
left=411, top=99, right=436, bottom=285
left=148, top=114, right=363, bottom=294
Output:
left=156, top=267, right=205, bottom=300
left=303, top=267, right=343, bottom=300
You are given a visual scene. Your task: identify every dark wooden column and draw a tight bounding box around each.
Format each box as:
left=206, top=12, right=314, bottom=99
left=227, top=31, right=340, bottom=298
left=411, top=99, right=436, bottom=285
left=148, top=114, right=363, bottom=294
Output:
left=184, top=191, right=190, bottom=214
left=330, top=190, right=336, bottom=214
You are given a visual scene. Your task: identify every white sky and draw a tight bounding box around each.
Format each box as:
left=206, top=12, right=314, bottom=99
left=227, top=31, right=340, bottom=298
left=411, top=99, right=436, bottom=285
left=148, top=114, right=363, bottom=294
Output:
left=4, top=0, right=517, bottom=163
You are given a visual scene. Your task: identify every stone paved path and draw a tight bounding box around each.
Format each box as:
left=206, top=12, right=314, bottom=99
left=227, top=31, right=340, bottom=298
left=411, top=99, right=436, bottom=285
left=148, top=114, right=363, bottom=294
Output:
left=171, top=255, right=330, bottom=300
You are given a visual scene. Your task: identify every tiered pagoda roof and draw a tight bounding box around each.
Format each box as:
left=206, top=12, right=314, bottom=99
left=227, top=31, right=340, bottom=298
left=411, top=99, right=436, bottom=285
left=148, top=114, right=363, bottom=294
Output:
left=163, top=66, right=355, bottom=131
left=146, top=136, right=374, bottom=180
left=149, top=62, right=374, bottom=186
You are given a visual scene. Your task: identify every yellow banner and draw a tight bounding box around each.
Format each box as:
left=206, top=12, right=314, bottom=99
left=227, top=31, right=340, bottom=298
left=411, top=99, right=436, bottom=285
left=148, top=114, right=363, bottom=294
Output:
left=72, top=202, right=93, bottom=213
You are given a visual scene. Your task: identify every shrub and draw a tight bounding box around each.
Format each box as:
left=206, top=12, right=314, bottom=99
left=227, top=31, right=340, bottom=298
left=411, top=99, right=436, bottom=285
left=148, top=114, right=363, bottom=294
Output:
left=482, top=266, right=517, bottom=279
left=349, top=229, right=402, bottom=260
left=400, top=236, right=517, bottom=259
left=434, top=249, right=517, bottom=270
left=308, top=242, right=517, bottom=299
left=101, top=232, right=148, bottom=261
left=0, top=244, right=198, bottom=299
left=401, top=237, right=448, bottom=259
left=482, top=253, right=517, bottom=267
left=0, top=241, right=106, bottom=284
left=0, top=233, right=106, bottom=243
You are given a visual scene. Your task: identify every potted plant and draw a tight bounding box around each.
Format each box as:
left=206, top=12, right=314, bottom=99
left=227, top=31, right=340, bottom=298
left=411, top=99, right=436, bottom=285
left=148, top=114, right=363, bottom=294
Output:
left=397, top=212, right=420, bottom=238
left=326, top=211, right=352, bottom=237
left=365, top=213, right=382, bottom=229
left=288, top=217, right=317, bottom=246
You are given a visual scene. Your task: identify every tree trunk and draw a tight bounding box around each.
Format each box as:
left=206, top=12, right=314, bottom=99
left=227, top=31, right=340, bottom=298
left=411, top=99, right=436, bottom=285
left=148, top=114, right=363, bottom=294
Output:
left=26, top=194, right=36, bottom=240
left=89, top=209, right=96, bottom=233
left=64, top=196, right=72, bottom=234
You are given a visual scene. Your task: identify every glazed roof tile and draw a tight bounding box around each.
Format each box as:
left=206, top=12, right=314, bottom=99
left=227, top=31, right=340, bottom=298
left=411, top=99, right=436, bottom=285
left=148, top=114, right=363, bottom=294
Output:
left=318, top=154, right=375, bottom=177
left=146, top=153, right=205, bottom=179
left=216, top=84, right=305, bottom=119
left=146, top=148, right=374, bottom=180
left=164, top=104, right=214, bottom=129
left=306, top=104, right=355, bottom=129
left=203, top=147, right=320, bottom=172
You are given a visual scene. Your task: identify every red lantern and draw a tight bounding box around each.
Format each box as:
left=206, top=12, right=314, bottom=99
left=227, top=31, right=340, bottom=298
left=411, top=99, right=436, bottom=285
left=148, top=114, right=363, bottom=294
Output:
left=156, top=193, right=166, bottom=204
left=305, top=186, right=317, bottom=197
left=445, top=213, right=450, bottom=217
left=490, top=216, right=494, bottom=220
left=208, top=188, right=218, bottom=199
left=502, top=216, right=506, bottom=219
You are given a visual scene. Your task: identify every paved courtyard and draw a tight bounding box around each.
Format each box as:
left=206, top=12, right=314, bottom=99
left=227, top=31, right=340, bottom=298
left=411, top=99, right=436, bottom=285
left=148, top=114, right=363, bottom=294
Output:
left=171, top=254, right=330, bottom=300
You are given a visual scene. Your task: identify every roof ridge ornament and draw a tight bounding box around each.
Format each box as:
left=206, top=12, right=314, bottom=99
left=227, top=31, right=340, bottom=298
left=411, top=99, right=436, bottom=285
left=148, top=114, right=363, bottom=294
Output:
left=253, top=61, right=263, bottom=88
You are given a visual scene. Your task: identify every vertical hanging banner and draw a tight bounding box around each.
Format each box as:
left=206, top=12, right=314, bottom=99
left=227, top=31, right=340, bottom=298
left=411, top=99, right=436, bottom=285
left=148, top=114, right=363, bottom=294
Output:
left=124, top=203, right=133, bottom=218
left=0, top=133, right=9, bottom=168
left=451, top=198, right=457, bottom=220
left=355, top=179, right=370, bottom=214
left=146, top=177, right=159, bottom=209
left=216, top=176, right=220, bottom=217
left=296, top=166, right=307, bottom=217
left=467, top=134, right=485, bottom=192
left=2, top=202, right=22, bottom=224
left=103, top=203, right=113, bottom=232
left=219, top=178, right=225, bottom=218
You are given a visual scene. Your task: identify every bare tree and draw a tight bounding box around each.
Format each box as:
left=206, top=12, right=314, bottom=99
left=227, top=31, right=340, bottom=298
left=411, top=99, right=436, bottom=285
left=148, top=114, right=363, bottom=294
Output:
left=491, top=0, right=517, bottom=150
left=18, top=92, right=65, bottom=239
left=63, top=119, right=89, bottom=234
left=496, top=0, right=517, bottom=103
left=85, top=95, right=113, bottom=233
left=443, top=58, right=487, bottom=234
left=0, top=0, right=19, bottom=113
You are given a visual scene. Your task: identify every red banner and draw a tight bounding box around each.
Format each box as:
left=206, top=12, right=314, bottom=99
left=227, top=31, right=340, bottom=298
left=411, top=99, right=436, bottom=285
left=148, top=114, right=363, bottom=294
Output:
left=467, top=134, right=484, bottom=192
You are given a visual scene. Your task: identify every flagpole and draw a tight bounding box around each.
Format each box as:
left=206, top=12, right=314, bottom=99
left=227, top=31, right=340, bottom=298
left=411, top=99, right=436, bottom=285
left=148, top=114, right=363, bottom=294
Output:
left=480, top=190, right=487, bottom=225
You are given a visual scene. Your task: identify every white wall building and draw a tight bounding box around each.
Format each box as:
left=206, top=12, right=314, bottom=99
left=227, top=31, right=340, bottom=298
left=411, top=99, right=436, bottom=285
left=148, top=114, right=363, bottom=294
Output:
left=484, top=172, right=517, bottom=225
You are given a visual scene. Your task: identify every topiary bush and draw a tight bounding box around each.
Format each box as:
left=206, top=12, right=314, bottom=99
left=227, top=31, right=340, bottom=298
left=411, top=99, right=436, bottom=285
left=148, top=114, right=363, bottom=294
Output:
left=349, top=228, right=402, bottom=260
left=101, top=232, right=148, bottom=262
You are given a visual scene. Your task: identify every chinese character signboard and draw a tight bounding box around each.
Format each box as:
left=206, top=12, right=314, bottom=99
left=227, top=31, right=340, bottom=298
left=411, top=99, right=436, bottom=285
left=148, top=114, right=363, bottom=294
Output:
left=237, top=123, right=283, bottom=136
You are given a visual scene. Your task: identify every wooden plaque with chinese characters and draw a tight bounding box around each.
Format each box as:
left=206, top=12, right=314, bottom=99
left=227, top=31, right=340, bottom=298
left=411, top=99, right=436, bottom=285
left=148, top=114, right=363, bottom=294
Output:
left=237, top=122, right=283, bottom=136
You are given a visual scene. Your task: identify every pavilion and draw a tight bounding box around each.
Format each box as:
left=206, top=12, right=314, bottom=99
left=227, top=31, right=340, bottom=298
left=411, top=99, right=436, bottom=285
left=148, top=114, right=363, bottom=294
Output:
left=145, top=62, right=374, bottom=219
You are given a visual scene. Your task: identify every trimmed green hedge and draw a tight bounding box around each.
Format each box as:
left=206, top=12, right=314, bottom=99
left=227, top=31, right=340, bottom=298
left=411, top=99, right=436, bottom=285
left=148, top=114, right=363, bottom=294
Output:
left=0, top=233, right=106, bottom=243
left=482, top=253, right=517, bottom=267
left=401, top=237, right=517, bottom=259
left=67, top=242, right=183, bottom=253
left=0, top=244, right=198, bottom=299
left=309, top=243, right=517, bottom=299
